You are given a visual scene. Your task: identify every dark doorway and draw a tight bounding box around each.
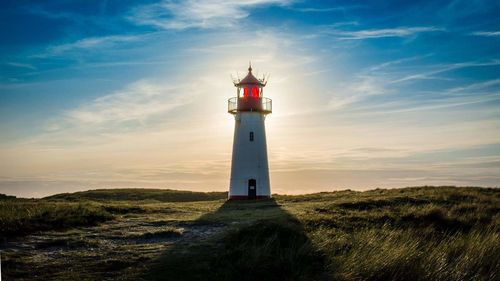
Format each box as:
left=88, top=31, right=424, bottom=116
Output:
left=248, top=179, right=257, bottom=199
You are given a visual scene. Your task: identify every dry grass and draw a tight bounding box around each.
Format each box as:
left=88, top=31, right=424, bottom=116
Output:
left=2, top=186, right=499, bottom=281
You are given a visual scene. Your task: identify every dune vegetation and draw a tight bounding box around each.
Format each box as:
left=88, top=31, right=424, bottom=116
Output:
left=0, top=201, right=113, bottom=239
left=1, top=186, right=499, bottom=281
left=45, top=188, right=227, bottom=202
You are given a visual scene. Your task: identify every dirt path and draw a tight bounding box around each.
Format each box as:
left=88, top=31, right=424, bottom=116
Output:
left=1, top=214, right=228, bottom=280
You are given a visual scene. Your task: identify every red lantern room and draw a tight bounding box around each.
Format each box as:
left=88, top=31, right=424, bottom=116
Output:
left=228, top=63, right=272, bottom=114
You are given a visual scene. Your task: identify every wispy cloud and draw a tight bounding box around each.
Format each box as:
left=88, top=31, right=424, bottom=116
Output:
left=389, top=60, right=500, bottom=84
left=288, top=5, right=365, bottom=13
left=448, top=78, right=500, bottom=94
left=328, top=75, right=387, bottom=110
left=470, top=31, right=500, bottom=37
left=326, top=58, right=500, bottom=113
left=128, top=0, right=292, bottom=30
left=61, top=79, right=196, bottom=126
left=331, top=26, right=443, bottom=40
left=6, top=62, right=37, bottom=70
left=36, top=35, right=143, bottom=57
left=368, top=54, right=434, bottom=72
left=363, top=94, right=500, bottom=115
left=326, top=55, right=434, bottom=111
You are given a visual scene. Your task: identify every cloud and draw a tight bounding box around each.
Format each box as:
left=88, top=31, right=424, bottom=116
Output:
left=330, top=26, right=443, bottom=40
left=368, top=54, right=434, bottom=72
left=470, top=31, right=500, bottom=37
left=35, top=78, right=201, bottom=143
left=6, top=62, right=37, bottom=70
left=325, top=58, right=500, bottom=114
left=36, top=35, right=142, bottom=57
left=62, top=79, right=196, bottom=126
left=389, top=60, right=500, bottom=84
left=448, top=78, right=500, bottom=94
left=288, top=5, right=366, bottom=13
left=128, top=0, right=292, bottom=30
left=328, top=75, right=387, bottom=110
left=363, top=95, right=500, bottom=115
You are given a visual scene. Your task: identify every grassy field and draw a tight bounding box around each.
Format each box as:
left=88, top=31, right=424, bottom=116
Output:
left=45, top=188, right=227, bottom=202
left=1, top=186, right=499, bottom=280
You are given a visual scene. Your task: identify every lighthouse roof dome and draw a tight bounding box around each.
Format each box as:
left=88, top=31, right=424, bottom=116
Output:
left=235, top=64, right=266, bottom=87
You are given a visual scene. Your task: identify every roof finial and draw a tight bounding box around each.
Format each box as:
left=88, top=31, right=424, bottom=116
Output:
left=248, top=61, right=252, bottom=72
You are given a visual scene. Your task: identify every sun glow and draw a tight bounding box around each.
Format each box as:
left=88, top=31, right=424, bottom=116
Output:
left=1, top=1, right=499, bottom=197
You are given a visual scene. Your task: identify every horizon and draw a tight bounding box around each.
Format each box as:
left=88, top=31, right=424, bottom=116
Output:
left=1, top=0, right=500, bottom=198
left=4, top=185, right=498, bottom=199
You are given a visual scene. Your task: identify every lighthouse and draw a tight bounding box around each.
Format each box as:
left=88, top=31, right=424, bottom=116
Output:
left=228, top=64, right=272, bottom=200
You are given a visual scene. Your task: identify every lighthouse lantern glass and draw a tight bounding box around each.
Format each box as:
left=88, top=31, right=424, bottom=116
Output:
left=252, top=87, right=259, bottom=98
left=243, top=87, right=249, bottom=98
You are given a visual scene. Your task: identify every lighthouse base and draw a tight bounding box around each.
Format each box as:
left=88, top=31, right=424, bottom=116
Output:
left=228, top=195, right=271, bottom=201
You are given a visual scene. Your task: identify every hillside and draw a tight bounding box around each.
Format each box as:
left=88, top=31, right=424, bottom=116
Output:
left=1, top=186, right=499, bottom=281
left=45, top=188, right=228, bottom=202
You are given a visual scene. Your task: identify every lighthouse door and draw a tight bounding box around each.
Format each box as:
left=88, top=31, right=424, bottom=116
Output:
left=248, top=179, right=257, bottom=199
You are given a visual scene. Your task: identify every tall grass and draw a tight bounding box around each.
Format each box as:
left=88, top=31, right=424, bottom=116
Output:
left=310, top=226, right=500, bottom=281
left=0, top=201, right=113, bottom=239
left=149, top=186, right=500, bottom=281
left=2, top=186, right=499, bottom=280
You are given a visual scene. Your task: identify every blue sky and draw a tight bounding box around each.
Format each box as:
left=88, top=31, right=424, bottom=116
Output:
left=1, top=0, right=499, bottom=197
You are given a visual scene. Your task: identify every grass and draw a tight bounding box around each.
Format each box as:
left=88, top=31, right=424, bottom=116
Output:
left=0, top=201, right=113, bottom=239
left=127, top=227, right=183, bottom=240
left=1, top=186, right=499, bottom=281
left=148, top=186, right=500, bottom=281
left=45, top=188, right=228, bottom=202
left=323, top=227, right=500, bottom=281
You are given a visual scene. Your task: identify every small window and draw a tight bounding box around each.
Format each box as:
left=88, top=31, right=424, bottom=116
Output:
left=243, top=87, right=249, bottom=98
left=249, top=132, right=254, bottom=142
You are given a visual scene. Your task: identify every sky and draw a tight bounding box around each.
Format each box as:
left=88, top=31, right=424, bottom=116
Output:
left=1, top=0, right=499, bottom=197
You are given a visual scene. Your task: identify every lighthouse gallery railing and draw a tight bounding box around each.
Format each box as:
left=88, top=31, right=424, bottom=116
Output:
left=228, top=97, right=272, bottom=114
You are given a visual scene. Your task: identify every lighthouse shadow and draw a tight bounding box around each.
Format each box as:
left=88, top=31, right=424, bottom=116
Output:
left=147, top=199, right=328, bottom=281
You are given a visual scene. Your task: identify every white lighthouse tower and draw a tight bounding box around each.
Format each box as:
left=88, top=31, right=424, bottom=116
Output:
left=228, top=64, right=272, bottom=200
